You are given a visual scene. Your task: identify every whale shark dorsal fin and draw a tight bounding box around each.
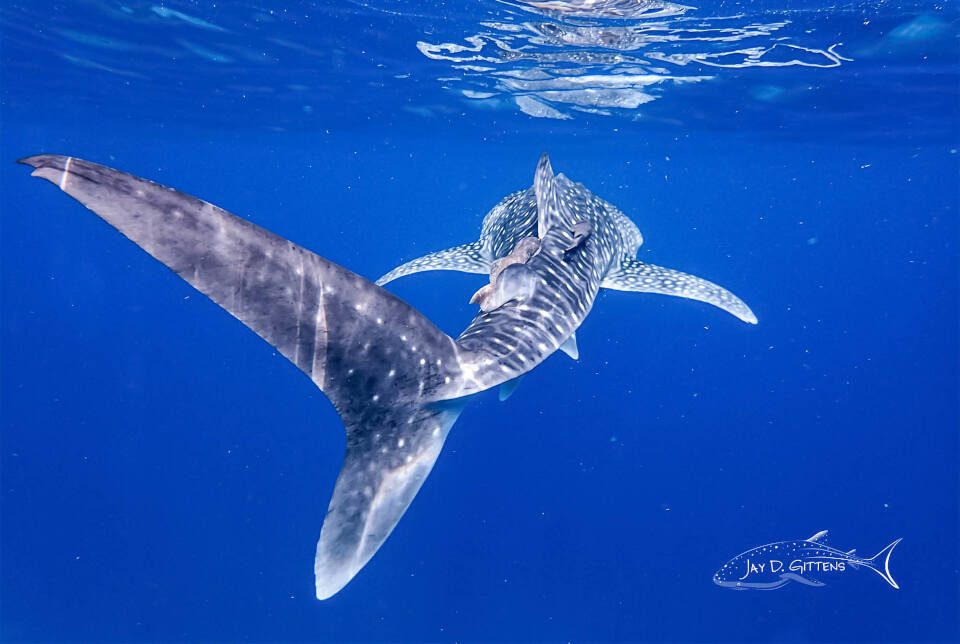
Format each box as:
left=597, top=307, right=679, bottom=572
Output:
left=559, top=333, right=579, bottom=360
left=534, top=152, right=558, bottom=238
left=376, top=241, right=489, bottom=286
left=846, top=548, right=856, bottom=555
left=602, top=257, right=758, bottom=325
left=18, top=154, right=483, bottom=600
left=807, top=530, right=829, bottom=542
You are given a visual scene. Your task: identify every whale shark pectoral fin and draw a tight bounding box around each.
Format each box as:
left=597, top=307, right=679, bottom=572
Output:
left=19, top=154, right=477, bottom=599
left=780, top=573, right=826, bottom=587
left=375, top=241, right=489, bottom=286
left=534, top=152, right=558, bottom=238
left=559, top=333, right=579, bottom=360
left=315, top=396, right=469, bottom=599
left=602, top=258, right=758, bottom=325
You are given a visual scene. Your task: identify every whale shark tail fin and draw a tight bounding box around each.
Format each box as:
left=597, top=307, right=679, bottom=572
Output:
left=314, top=395, right=471, bottom=598
left=863, top=538, right=902, bottom=589
left=19, top=154, right=476, bottom=599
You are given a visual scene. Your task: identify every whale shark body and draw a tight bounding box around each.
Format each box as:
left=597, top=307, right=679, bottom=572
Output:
left=19, top=153, right=755, bottom=599
left=376, top=167, right=757, bottom=325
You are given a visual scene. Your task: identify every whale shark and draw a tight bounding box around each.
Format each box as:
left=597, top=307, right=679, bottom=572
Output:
left=376, top=169, right=757, bottom=326
left=18, top=153, right=755, bottom=599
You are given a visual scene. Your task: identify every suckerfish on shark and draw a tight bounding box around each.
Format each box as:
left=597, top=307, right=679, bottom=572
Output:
left=18, top=153, right=755, bottom=599
left=376, top=159, right=757, bottom=326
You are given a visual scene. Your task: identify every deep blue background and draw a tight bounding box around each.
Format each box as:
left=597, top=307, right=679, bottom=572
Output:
left=2, top=1, right=958, bottom=642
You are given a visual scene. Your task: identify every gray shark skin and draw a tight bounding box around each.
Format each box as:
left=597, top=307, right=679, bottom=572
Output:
left=713, top=530, right=902, bottom=590
left=377, top=165, right=757, bottom=326
left=18, top=152, right=752, bottom=601
left=456, top=155, right=619, bottom=384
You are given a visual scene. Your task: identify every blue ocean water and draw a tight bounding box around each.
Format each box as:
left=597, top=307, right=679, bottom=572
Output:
left=1, top=1, right=957, bottom=642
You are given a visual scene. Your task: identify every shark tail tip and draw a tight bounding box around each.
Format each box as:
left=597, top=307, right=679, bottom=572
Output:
left=16, top=154, right=64, bottom=168
left=866, top=537, right=902, bottom=589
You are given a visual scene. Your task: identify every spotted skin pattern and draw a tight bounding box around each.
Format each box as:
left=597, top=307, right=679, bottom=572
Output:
left=457, top=155, right=622, bottom=387
left=603, top=258, right=757, bottom=324
left=20, top=154, right=486, bottom=599
left=375, top=240, right=488, bottom=285
left=18, top=153, right=754, bottom=603
left=374, top=189, right=541, bottom=286
left=378, top=163, right=757, bottom=325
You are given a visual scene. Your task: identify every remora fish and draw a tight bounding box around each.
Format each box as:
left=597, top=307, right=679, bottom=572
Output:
left=19, top=153, right=754, bottom=599
left=713, top=530, right=902, bottom=590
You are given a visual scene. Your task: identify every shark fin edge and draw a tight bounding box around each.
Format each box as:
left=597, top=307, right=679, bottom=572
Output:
left=602, top=257, right=758, bottom=325
left=20, top=154, right=477, bottom=600
left=315, top=397, right=470, bottom=599
left=864, top=538, right=902, bottom=589
left=498, top=375, right=524, bottom=401
left=376, top=241, right=489, bottom=286
left=559, top=333, right=579, bottom=360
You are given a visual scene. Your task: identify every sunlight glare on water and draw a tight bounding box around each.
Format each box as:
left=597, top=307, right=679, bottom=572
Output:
left=0, top=0, right=957, bottom=642
left=1, top=0, right=955, bottom=139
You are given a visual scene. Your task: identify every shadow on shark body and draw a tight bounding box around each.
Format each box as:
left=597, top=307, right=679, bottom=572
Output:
left=18, top=153, right=755, bottom=599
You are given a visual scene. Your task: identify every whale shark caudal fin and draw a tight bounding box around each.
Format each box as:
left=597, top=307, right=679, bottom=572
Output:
left=375, top=240, right=489, bottom=286
left=601, top=257, right=758, bottom=325
left=863, top=538, right=902, bottom=589
left=18, top=154, right=475, bottom=599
